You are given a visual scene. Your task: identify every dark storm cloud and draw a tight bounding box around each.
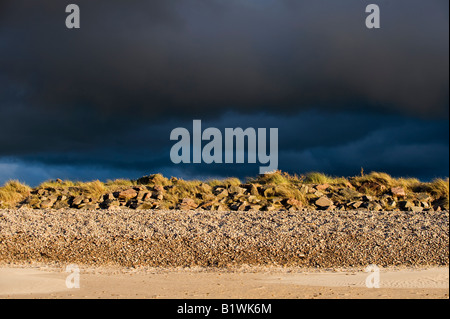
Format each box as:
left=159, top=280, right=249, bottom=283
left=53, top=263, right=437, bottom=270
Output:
left=0, top=0, right=448, bottom=184
left=1, top=1, right=448, bottom=120
left=2, top=111, right=447, bottom=186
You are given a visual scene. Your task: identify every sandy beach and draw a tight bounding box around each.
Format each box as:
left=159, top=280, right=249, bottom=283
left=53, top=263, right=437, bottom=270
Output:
left=0, top=265, right=448, bottom=299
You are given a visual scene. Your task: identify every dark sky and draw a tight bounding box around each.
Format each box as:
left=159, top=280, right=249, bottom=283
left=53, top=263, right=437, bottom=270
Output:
left=0, top=0, right=448, bottom=185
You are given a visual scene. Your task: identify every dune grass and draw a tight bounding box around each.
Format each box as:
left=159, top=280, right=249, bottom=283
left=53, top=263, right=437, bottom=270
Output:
left=0, top=180, right=31, bottom=206
left=1, top=171, right=448, bottom=210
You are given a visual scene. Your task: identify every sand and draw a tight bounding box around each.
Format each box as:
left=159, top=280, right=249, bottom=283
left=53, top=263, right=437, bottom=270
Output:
left=1, top=208, right=448, bottom=299
left=0, top=265, right=448, bottom=299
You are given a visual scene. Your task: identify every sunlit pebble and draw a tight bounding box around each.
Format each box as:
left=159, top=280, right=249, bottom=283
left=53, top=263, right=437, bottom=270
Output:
left=0, top=208, right=448, bottom=267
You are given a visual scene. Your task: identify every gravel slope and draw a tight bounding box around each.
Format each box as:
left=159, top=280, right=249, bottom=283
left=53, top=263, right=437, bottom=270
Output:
left=0, top=209, right=448, bottom=268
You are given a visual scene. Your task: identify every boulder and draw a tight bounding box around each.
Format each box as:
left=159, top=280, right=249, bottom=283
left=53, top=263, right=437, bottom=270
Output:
left=228, top=185, right=245, bottom=195
left=315, top=183, right=330, bottom=191
left=391, top=187, right=406, bottom=197
left=285, top=198, right=303, bottom=209
left=315, top=196, right=333, bottom=208
left=178, top=198, right=198, bottom=210
left=415, top=193, right=432, bottom=202
left=338, top=188, right=362, bottom=199
left=40, top=200, right=54, bottom=209
left=118, top=189, right=138, bottom=201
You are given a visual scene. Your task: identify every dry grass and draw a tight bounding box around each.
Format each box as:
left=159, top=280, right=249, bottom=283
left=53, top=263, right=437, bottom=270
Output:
left=263, top=184, right=307, bottom=205
left=136, top=174, right=171, bottom=186
left=208, top=177, right=241, bottom=187
left=38, top=180, right=76, bottom=189
left=248, top=170, right=301, bottom=185
left=303, top=172, right=349, bottom=186
left=0, top=180, right=31, bottom=207
left=414, top=178, right=449, bottom=199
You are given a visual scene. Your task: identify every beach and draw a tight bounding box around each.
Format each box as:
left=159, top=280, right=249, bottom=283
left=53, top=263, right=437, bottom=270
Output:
left=0, top=208, right=448, bottom=299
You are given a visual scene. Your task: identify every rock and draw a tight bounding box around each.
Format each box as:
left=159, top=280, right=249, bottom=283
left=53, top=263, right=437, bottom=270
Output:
left=135, top=203, right=155, bottom=210
left=399, top=200, right=413, bottom=210
left=209, top=203, right=227, bottom=211
left=153, top=185, right=165, bottom=193
left=362, top=195, right=373, bottom=202
left=228, top=185, right=245, bottom=195
left=72, top=196, right=85, bottom=206
left=178, top=198, right=198, bottom=210
left=118, top=189, right=138, bottom=201
left=391, top=187, right=406, bottom=197
left=52, top=200, right=70, bottom=210
left=348, top=201, right=363, bottom=209
left=315, top=196, right=333, bottom=208
left=367, top=202, right=383, bottom=211
left=315, top=183, right=330, bottom=191
left=247, top=196, right=260, bottom=204
left=314, top=191, right=324, bottom=197
left=338, top=188, right=362, bottom=199
left=432, top=198, right=449, bottom=210
left=421, top=201, right=430, bottom=208
left=214, top=188, right=229, bottom=198
left=263, top=204, right=279, bottom=211
left=285, top=198, right=303, bottom=209
left=410, top=206, right=423, bottom=212
left=103, top=193, right=116, bottom=201
left=247, top=184, right=259, bottom=196
left=100, top=199, right=120, bottom=209
left=248, top=204, right=262, bottom=211
left=416, top=193, right=432, bottom=202
left=40, top=200, right=54, bottom=209
left=80, top=203, right=98, bottom=210
left=270, top=197, right=283, bottom=204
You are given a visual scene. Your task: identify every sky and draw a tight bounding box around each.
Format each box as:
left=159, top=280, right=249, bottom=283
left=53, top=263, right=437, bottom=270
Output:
left=0, top=0, right=448, bottom=186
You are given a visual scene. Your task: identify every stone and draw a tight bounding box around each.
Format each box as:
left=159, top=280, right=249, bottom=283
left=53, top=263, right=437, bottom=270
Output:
left=100, top=199, right=120, bottom=209
left=367, top=202, right=383, bottom=211
left=338, top=188, right=362, bottom=199
left=214, top=188, right=229, bottom=198
left=81, top=203, right=98, bottom=210
left=247, top=196, right=260, bottom=204
left=286, top=198, right=303, bottom=209
left=247, top=184, right=260, bottom=196
left=391, top=187, right=406, bottom=197
left=72, top=196, right=85, bottom=206
left=314, top=191, right=324, bottom=197
left=399, top=200, right=413, bottom=210
left=315, top=183, right=330, bottom=191
left=118, top=189, right=138, bottom=201
left=40, top=200, right=54, bottom=209
left=421, top=201, right=430, bottom=208
left=315, top=196, right=333, bottom=208
left=263, top=204, right=280, bottom=211
left=178, top=198, right=198, bottom=210
left=410, top=206, right=423, bottom=212
left=416, top=193, right=432, bottom=202
left=52, top=200, right=70, bottom=210
left=135, top=203, right=155, bottom=210
left=348, top=201, right=363, bottom=209
left=228, top=185, right=245, bottom=195
left=362, top=195, right=373, bottom=202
